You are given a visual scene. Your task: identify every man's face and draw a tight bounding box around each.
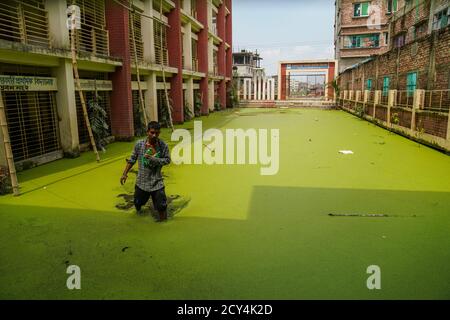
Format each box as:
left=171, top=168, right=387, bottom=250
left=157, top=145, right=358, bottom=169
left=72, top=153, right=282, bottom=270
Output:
left=147, top=128, right=160, bottom=143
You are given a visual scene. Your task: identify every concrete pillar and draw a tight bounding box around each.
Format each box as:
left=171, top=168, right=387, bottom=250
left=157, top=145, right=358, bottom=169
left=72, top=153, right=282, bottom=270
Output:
left=373, top=90, right=381, bottom=118
left=258, top=78, right=262, bottom=100
left=387, top=90, right=397, bottom=125
left=271, top=79, right=275, bottom=100
left=167, top=2, right=183, bottom=123
left=185, top=78, right=194, bottom=115
left=106, top=1, right=134, bottom=139
left=183, top=23, right=193, bottom=70
left=363, top=90, right=369, bottom=103
left=145, top=73, right=158, bottom=121
left=46, top=0, right=70, bottom=49
left=243, top=79, right=249, bottom=100
left=356, top=90, right=361, bottom=102
left=52, top=60, right=80, bottom=156
left=349, top=90, right=354, bottom=101
left=208, top=81, right=215, bottom=111
left=262, top=79, right=266, bottom=101
left=343, top=90, right=348, bottom=100
left=197, top=0, right=209, bottom=115
left=414, top=89, right=425, bottom=110
left=411, top=89, right=425, bottom=131
left=142, top=0, right=155, bottom=63
left=253, top=77, right=257, bottom=100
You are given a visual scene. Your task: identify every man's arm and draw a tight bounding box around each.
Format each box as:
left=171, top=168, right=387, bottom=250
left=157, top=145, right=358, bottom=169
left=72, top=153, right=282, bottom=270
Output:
left=120, top=142, right=139, bottom=185
left=147, top=142, right=171, bottom=167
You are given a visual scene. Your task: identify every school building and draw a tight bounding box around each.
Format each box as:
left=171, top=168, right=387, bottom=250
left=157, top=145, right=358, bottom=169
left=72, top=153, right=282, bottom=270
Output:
left=0, top=0, right=233, bottom=171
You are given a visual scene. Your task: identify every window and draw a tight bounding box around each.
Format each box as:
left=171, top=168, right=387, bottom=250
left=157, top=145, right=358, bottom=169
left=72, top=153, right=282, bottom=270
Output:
left=394, top=34, right=405, bottom=48
left=382, top=77, right=390, bottom=96
left=344, top=34, right=380, bottom=48
left=367, top=79, right=373, bottom=90
left=387, top=0, right=398, bottom=14
left=383, top=32, right=389, bottom=45
left=354, top=2, right=370, bottom=17
left=406, top=72, right=417, bottom=96
left=432, top=7, right=449, bottom=30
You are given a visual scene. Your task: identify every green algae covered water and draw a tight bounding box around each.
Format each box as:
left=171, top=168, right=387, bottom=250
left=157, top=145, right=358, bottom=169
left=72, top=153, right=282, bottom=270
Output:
left=0, top=108, right=449, bottom=299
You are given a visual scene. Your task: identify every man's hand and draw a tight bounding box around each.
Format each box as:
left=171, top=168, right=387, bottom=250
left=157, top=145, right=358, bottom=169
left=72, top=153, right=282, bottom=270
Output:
left=120, top=174, right=128, bottom=185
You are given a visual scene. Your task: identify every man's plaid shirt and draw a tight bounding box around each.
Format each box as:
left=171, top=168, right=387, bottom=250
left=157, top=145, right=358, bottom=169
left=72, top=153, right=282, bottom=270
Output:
left=127, top=138, right=171, bottom=192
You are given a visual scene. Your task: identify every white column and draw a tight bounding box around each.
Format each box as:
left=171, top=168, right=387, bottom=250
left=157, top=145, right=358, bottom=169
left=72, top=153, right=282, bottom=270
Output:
left=257, top=77, right=261, bottom=100
left=243, top=79, right=248, bottom=100
left=271, top=78, right=275, bottom=100
left=262, top=79, right=266, bottom=100
left=145, top=73, right=158, bottom=121
left=253, top=77, right=257, bottom=100
left=142, top=0, right=155, bottom=63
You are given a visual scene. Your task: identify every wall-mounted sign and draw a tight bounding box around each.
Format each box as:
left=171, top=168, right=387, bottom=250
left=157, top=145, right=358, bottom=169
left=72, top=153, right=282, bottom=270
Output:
left=76, top=79, right=113, bottom=91
left=287, top=65, right=329, bottom=70
left=0, top=76, right=57, bottom=91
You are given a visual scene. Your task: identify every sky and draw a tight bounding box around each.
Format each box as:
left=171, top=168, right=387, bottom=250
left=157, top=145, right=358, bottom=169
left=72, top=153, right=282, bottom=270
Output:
left=232, top=0, right=335, bottom=76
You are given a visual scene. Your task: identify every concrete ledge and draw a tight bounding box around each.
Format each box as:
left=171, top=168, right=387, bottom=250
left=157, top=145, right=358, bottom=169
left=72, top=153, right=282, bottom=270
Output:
left=341, top=105, right=450, bottom=154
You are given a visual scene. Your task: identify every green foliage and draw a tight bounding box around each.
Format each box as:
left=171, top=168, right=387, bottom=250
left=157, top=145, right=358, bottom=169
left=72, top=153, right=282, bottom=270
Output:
left=88, top=94, right=110, bottom=151
left=0, top=171, right=11, bottom=195
left=184, top=102, right=193, bottom=122
left=133, top=101, right=147, bottom=137
left=214, top=100, right=222, bottom=112
left=228, top=82, right=240, bottom=108
left=391, top=112, right=400, bottom=125
left=194, top=92, right=202, bottom=117
left=355, top=104, right=365, bottom=117
left=326, top=79, right=340, bottom=98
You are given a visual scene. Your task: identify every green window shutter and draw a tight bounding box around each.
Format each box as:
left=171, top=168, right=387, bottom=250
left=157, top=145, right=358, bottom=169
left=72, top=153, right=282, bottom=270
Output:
left=354, top=4, right=361, bottom=16
left=393, top=0, right=398, bottom=12
left=362, top=2, right=369, bottom=16
left=367, top=79, right=372, bottom=90
left=383, top=77, right=390, bottom=96
left=407, top=72, right=417, bottom=95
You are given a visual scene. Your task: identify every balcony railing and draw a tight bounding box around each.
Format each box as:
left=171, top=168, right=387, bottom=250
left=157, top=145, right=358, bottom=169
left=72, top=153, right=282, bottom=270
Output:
left=71, top=26, right=110, bottom=56
left=0, top=0, right=49, bottom=47
left=192, top=57, right=198, bottom=72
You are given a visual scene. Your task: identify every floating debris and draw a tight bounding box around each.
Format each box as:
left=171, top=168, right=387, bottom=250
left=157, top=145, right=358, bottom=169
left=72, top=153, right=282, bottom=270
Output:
left=339, top=150, right=354, bottom=155
left=329, top=213, right=388, bottom=217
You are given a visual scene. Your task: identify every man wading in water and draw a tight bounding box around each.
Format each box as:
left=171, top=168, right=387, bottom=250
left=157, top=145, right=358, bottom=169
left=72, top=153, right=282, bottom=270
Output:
left=120, top=121, right=171, bottom=222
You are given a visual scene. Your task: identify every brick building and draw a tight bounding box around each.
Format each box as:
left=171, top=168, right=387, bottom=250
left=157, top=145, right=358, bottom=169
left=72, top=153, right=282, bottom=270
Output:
left=337, top=0, right=450, bottom=152
left=335, top=0, right=395, bottom=72
left=0, top=0, right=233, bottom=171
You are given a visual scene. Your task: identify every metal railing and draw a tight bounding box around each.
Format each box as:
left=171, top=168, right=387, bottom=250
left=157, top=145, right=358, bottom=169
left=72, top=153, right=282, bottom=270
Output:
left=396, top=90, right=414, bottom=108
left=423, top=89, right=450, bottom=112
left=0, top=0, right=49, bottom=47
left=192, top=57, right=198, bottom=72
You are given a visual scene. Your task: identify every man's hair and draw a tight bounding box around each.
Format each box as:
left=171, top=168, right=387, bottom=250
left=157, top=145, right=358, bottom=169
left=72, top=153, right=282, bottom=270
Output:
left=147, top=121, right=161, bottom=131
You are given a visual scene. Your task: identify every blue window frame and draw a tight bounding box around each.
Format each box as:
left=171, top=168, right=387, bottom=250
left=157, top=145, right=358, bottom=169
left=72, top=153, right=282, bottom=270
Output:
left=406, top=72, right=417, bottom=96
left=382, top=77, right=390, bottom=96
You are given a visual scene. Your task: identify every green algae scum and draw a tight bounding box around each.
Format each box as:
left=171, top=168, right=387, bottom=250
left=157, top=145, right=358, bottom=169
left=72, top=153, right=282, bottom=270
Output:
left=1, top=108, right=450, bottom=299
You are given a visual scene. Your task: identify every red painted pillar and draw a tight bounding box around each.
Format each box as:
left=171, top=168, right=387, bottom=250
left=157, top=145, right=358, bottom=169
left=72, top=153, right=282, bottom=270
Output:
left=105, top=0, right=133, bottom=139
left=197, top=0, right=209, bottom=115
left=167, top=1, right=183, bottom=123
left=225, top=0, right=232, bottom=107
left=328, top=62, right=336, bottom=100
left=217, top=3, right=226, bottom=109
